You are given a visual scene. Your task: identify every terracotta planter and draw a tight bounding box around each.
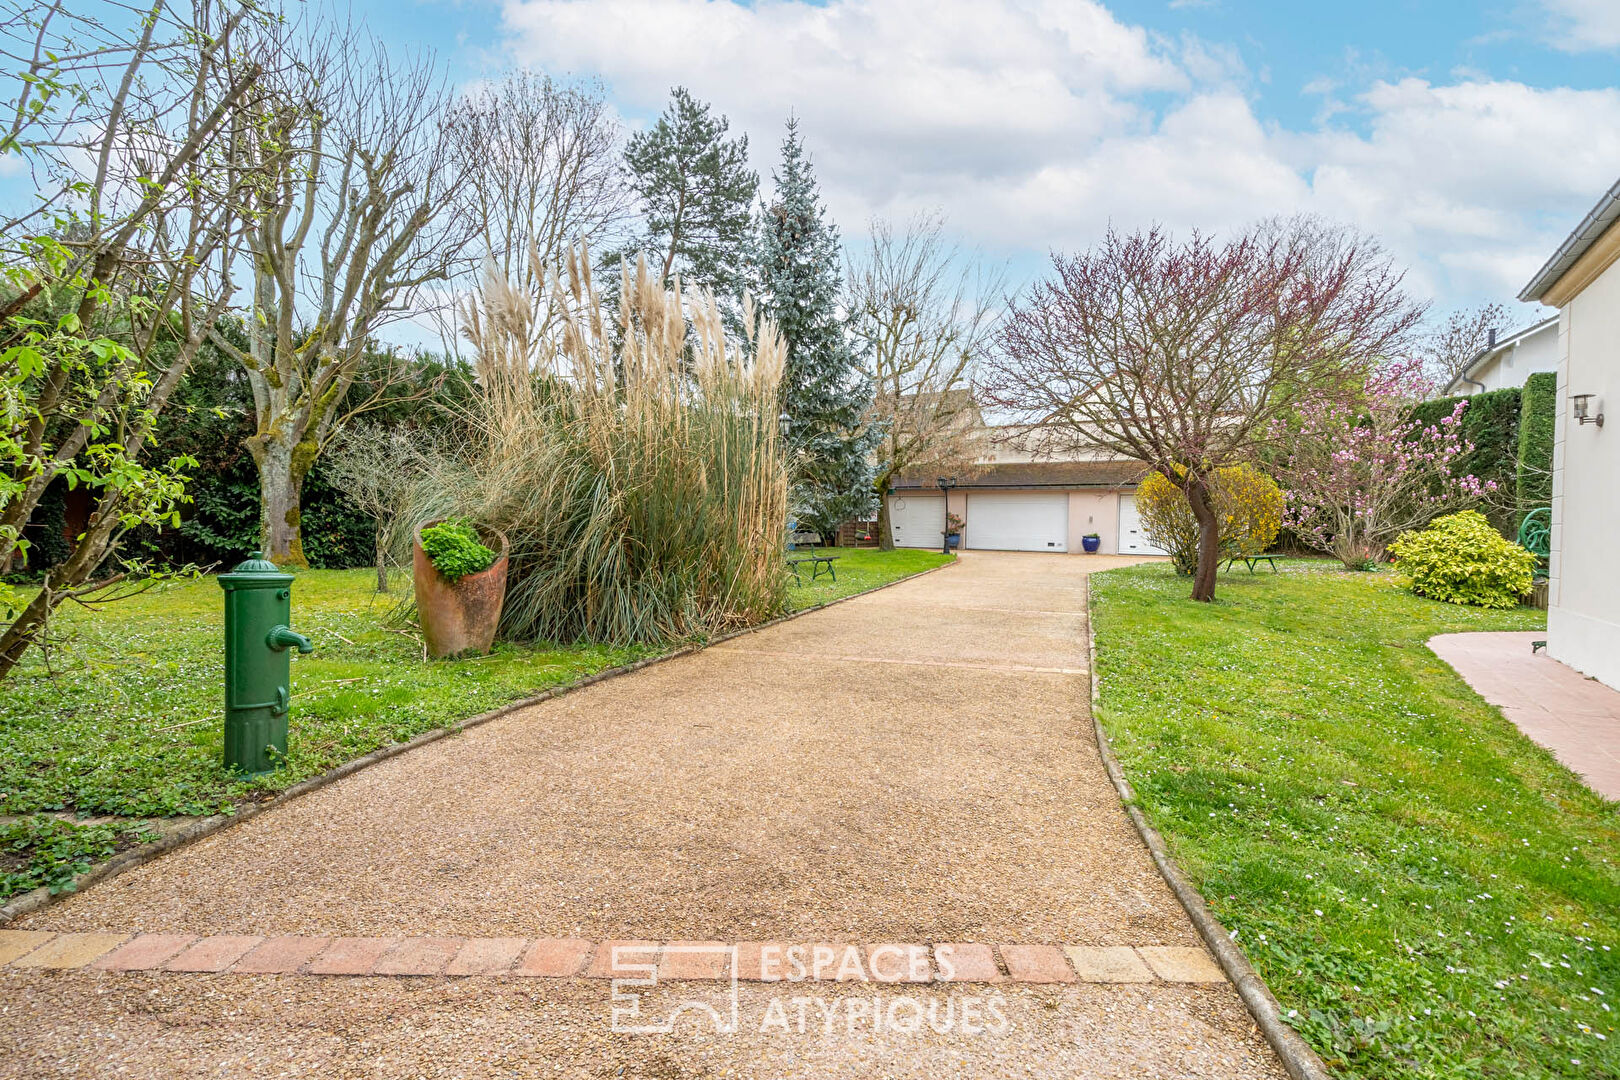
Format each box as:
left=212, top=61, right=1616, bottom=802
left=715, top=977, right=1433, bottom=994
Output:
left=413, top=521, right=509, bottom=658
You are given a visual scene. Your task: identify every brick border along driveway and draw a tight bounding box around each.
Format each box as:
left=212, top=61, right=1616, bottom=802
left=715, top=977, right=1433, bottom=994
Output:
left=2, top=930, right=1224, bottom=984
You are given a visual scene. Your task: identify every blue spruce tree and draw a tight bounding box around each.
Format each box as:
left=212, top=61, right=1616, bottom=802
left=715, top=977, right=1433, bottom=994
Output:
left=760, top=119, right=878, bottom=542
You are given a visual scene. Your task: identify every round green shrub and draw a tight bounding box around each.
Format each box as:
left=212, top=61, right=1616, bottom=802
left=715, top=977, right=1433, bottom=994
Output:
left=419, top=518, right=496, bottom=582
left=1387, top=510, right=1536, bottom=609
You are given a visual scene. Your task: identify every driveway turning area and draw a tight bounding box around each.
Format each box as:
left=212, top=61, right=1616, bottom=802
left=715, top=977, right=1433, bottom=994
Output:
left=2, top=552, right=1286, bottom=1079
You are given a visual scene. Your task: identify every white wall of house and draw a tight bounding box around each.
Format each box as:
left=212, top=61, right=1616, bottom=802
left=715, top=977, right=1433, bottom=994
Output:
left=1548, top=264, right=1620, bottom=689
left=1452, top=320, right=1560, bottom=395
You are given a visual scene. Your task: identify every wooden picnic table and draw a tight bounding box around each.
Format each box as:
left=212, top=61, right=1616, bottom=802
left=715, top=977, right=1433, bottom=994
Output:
left=788, top=553, right=839, bottom=583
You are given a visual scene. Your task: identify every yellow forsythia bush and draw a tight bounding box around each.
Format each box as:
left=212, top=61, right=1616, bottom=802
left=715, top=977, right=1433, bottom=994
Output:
left=1137, top=464, right=1284, bottom=575
left=1219, top=464, right=1285, bottom=559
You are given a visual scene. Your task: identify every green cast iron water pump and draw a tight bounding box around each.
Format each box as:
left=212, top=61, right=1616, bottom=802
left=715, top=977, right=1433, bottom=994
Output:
left=218, top=554, right=313, bottom=775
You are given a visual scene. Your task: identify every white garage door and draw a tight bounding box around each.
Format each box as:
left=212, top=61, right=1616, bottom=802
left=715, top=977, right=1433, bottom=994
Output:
left=964, top=492, right=1068, bottom=552
left=888, top=495, right=946, bottom=548
left=1118, top=493, right=1167, bottom=556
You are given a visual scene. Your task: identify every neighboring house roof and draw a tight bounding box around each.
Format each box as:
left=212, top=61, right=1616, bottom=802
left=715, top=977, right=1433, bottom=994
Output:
left=897, top=387, right=980, bottom=415
left=1442, top=316, right=1559, bottom=397
left=1520, top=176, right=1620, bottom=304
left=893, top=460, right=1145, bottom=490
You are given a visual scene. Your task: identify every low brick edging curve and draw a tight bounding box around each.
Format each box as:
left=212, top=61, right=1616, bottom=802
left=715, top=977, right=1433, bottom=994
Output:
left=0, top=558, right=959, bottom=927
left=1084, top=576, right=1333, bottom=1080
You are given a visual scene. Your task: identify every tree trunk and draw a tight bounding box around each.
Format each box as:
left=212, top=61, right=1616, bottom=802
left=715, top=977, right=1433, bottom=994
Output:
left=875, top=486, right=894, bottom=551
left=0, top=574, right=58, bottom=680
left=0, top=497, right=123, bottom=681
left=1185, top=474, right=1221, bottom=603
left=375, top=528, right=389, bottom=593
left=252, top=435, right=311, bottom=568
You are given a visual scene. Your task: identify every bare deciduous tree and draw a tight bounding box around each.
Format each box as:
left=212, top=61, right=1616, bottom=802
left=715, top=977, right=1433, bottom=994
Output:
left=440, top=71, right=630, bottom=358
left=1421, top=301, right=1510, bottom=383
left=0, top=0, right=266, bottom=678
left=849, top=214, right=1000, bottom=549
left=207, top=20, right=471, bottom=566
left=322, top=423, right=440, bottom=594
left=982, top=220, right=1424, bottom=602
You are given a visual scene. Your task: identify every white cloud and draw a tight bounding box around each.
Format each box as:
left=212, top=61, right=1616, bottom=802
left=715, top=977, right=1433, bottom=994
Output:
left=1540, top=0, right=1620, bottom=52
left=1303, top=79, right=1620, bottom=299
left=499, top=0, right=1620, bottom=309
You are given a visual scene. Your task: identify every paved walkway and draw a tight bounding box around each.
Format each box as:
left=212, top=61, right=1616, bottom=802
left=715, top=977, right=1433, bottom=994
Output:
left=0, top=553, right=1286, bottom=1079
left=1431, top=630, right=1620, bottom=799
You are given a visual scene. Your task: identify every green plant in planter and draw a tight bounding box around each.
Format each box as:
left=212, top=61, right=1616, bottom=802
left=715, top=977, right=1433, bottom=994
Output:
left=420, top=519, right=496, bottom=582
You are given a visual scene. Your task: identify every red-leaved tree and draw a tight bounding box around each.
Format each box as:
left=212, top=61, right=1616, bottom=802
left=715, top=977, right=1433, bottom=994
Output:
left=982, top=220, right=1423, bottom=601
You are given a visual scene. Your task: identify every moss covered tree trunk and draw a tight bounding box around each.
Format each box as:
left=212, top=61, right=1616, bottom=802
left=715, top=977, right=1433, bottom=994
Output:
left=874, top=474, right=895, bottom=551
left=248, top=429, right=317, bottom=568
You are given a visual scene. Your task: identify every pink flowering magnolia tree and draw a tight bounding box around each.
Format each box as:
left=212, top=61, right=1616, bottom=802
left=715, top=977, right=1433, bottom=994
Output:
left=1272, top=358, right=1495, bottom=569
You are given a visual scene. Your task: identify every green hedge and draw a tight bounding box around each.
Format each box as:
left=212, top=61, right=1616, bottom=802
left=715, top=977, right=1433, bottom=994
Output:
left=1516, top=371, right=1557, bottom=521
left=1409, top=387, right=1521, bottom=535
left=20, top=341, right=473, bottom=576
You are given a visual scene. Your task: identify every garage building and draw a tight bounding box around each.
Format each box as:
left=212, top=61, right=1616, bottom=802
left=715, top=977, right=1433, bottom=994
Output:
left=887, top=461, right=1164, bottom=556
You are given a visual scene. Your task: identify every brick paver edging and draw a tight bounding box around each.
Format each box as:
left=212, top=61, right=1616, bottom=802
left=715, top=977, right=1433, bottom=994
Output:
left=1084, top=577, right=1331, bottom=1080
left=0, top=931, right=1226, bottom=986
left=0, top=559, right=959, bottom=927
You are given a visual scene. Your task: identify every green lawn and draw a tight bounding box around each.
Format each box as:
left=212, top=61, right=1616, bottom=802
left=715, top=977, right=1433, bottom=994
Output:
left=0, top=548, right=949, bottom=900
left=1091, top=560, right=1618, bottom=1080
left=787, top=546, right=952, bottom=609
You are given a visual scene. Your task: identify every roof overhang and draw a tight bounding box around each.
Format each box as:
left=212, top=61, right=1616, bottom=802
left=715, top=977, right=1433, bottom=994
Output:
left=1520, top=177, right=1620, bottom=307
left=1440, top=316, right=1559, bottom=396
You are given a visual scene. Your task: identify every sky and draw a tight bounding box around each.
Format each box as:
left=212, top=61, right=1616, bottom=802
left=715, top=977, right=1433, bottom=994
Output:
left=106, top=0, right=1620, bottom=329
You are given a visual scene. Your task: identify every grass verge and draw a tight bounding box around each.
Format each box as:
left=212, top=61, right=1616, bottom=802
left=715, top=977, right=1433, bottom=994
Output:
left=1091, top=560, right=1617, bottom=1080
left=787, top=547, right=953, bottom=610
left=0, top=549, right=949, bottom=901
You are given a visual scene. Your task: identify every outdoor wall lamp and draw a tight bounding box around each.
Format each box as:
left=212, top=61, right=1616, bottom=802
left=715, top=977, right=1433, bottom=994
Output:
left=1572, top=394, right=1605, bottom=428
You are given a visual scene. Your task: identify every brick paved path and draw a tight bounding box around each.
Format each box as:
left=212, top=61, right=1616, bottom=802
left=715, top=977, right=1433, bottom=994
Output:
left=0, top=553, right=1287, bottom=1079
left=1431, top=630, right=1620, bottom=799
left=2, top=929, right=1224, bottom=983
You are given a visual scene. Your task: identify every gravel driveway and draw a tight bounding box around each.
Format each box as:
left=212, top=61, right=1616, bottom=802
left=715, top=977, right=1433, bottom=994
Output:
left=1, top=551, right=1286, bottom=1079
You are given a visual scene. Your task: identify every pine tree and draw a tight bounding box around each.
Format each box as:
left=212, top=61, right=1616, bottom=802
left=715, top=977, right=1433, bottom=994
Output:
left=760, top=119, right=878, bottom=542
left=620, top=87, right=758, bottom=313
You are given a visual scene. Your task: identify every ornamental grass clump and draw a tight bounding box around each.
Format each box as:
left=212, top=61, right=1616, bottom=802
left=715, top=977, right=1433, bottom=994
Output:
left=1387, top=510, right=1536, bottom=609
left=417, top=245, right=789, bottom=644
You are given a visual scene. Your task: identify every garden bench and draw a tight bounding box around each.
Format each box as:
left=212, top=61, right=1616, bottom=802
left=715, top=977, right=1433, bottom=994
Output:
left=1224, top=554, right=1280, bottom=574
left=788, top=554, right=839, bottom=584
